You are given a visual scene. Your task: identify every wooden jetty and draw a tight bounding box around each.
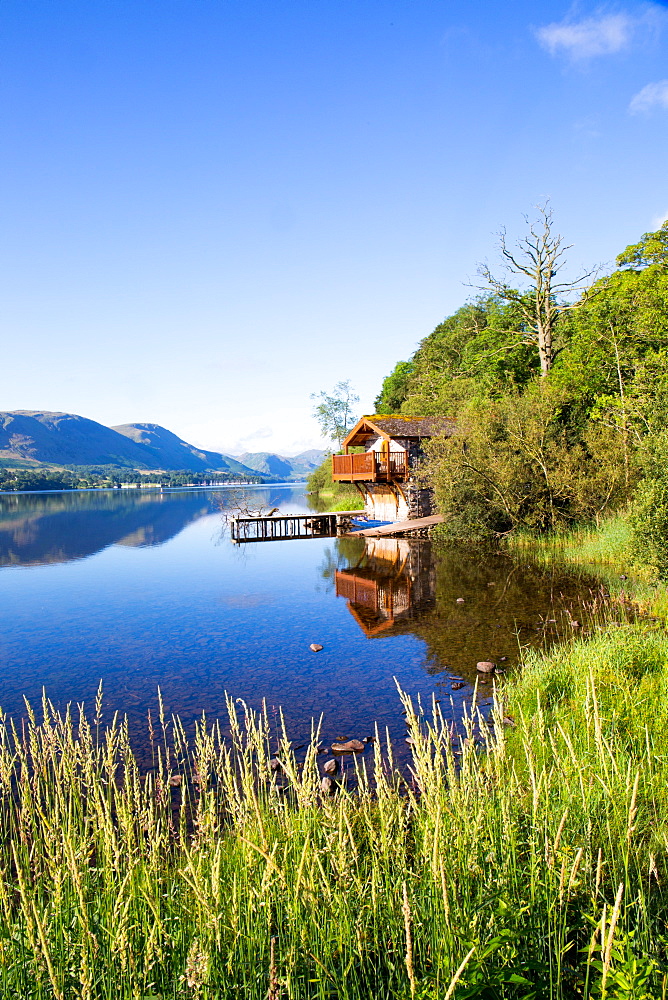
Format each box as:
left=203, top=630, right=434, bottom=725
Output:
left=342, top=514, right=445, bottom=537
left=230, top=510, right=364, bottom=543
left=230, top=511, right=444, bottom=543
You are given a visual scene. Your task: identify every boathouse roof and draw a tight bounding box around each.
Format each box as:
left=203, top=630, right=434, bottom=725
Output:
left=342, top=414, right=454, bottom=449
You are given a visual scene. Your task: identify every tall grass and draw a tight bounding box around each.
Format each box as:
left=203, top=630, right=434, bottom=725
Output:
left=2, top=628, right=668, bottom=999
left=507, top=514, right=668, bottom=620
left=508, top=515, right=635, bottom=573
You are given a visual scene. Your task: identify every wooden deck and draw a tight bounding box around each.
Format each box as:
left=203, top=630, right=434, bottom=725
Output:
left=230, top=510, right=365, bottom=543
left=343, top=514, right=444, bottom=537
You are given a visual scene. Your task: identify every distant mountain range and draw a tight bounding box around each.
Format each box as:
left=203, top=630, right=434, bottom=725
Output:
left=0, top=411, right=324, bottom=481
left=238, top=449, right=325, bottom=480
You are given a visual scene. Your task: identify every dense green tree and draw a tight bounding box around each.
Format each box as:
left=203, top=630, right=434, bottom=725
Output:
left=373, top=297, right=540, bottom=417
left=426, top=385, right=632, bottom=537
left=552, top=219, right=668, bottom=474
left=374, top=361, right=415, bottom=413
left=617, top=219, right=668, bottom=269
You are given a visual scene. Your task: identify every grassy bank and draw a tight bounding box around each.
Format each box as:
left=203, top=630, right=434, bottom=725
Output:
left=3, top=628, right=668, bottom=999
left=306, top=455, right=363, bottom=512
left=506, top=513, right=668, bottom=620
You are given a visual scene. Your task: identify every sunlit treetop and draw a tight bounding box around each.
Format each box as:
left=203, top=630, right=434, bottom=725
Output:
left=616, top=221, right=668, bottom=271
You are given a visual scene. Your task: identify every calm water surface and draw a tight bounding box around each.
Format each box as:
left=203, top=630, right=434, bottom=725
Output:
left=0, top=486, right=600, bottom=759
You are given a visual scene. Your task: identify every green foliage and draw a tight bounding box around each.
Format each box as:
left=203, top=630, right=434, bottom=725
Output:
left=0, top=468, right=78, bottom=491
left=329, top=496, right=365, bottom=510
left=306, top=451, right=336, bottom=496
left=616, top=219, right=668, bottom=270
left=375, top=360, right=416, bottom=413
left=428, top=386, right=634, bottom=538
left=396, top=297, right=539, bottom=416
left=0, top=465, right=262, bottom=492
left=552, top=266, right=668, bottom=416
left=630, top=474, right=668, bottom=579
left=306, top=452, right=360, bottom=508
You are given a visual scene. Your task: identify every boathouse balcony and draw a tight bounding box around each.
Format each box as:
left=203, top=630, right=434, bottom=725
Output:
left=331, top=450, right=408, bottom=483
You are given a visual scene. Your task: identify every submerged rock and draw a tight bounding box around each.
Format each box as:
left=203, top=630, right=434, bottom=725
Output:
left=476, top=661, right=496, bottom=673
left=451, top=682, right=465, bottom=691
left=310, top=643, right=323, bottom=652
left=321, top=775, right=337, bottom=796
left=323, top=758, right=339, bottom=775
left=331, top=739, right=364, bottom=752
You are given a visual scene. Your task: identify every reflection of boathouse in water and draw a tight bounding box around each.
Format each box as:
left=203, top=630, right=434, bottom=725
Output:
left=335, top=538, right=436, bottom=636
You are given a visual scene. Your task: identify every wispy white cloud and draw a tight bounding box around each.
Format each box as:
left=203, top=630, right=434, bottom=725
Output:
left=536, top=5, right=666, bottom=60
left=537, top=13, right=634, bottom=58
left=630, top=79, right=668, bottom=113
left=652, top=209, right=668, bottom=229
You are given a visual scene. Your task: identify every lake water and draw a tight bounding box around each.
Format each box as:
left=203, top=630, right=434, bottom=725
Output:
left=0, top=485, right=600, bottom=762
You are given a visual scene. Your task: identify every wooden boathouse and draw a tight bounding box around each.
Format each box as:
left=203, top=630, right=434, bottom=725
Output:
left=332, top=414, right=454, bottom=522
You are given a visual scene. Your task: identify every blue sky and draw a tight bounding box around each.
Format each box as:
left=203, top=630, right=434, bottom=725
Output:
left=1, top=0, right=667, bottom=455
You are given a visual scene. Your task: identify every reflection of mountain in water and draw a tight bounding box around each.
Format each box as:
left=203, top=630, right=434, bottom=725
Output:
left=332, top=536, right=602, bottom=681
left=0, top=487, right=294, bottom=567
left=335, top=538, right=436, bottom=635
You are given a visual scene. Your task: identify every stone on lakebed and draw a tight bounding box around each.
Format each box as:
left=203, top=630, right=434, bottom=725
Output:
left=321, top=776, right=337, bottom=796
left=331, top=739, right=365, bottom=752
left=476, top=661, right=496, bottom=673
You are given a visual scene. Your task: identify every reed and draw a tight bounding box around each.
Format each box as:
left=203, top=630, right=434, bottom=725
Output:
left=2, top=626, right=668, bottom=998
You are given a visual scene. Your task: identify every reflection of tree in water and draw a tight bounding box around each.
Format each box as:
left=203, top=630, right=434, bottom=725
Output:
left=213, top=487, right=307, bottom=551
left=317, top=536, right=365, bottom=592
left=328, top=536, right=603, bottom=681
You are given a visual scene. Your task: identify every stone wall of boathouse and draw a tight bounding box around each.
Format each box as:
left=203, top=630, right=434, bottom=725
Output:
left=363, top=483, right=436, bottom=522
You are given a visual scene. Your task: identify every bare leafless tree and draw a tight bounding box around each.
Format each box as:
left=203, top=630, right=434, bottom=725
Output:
left=477, top=203, right=599, bottom=376
left=212, top=489, right=279, bottom=524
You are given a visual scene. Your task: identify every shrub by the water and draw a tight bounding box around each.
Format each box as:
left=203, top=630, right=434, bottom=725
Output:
left=631, top=475, right=668, bottom=579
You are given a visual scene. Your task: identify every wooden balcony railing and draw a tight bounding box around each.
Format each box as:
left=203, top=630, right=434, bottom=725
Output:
left=331, top=450, right=408, bottom=482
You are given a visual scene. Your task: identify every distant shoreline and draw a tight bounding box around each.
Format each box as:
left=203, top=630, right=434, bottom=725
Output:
left=0, top=481, right=307, bottom=497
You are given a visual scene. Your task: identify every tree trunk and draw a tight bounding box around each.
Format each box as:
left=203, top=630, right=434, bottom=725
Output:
left=537, top=322, right=553, bottom=375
